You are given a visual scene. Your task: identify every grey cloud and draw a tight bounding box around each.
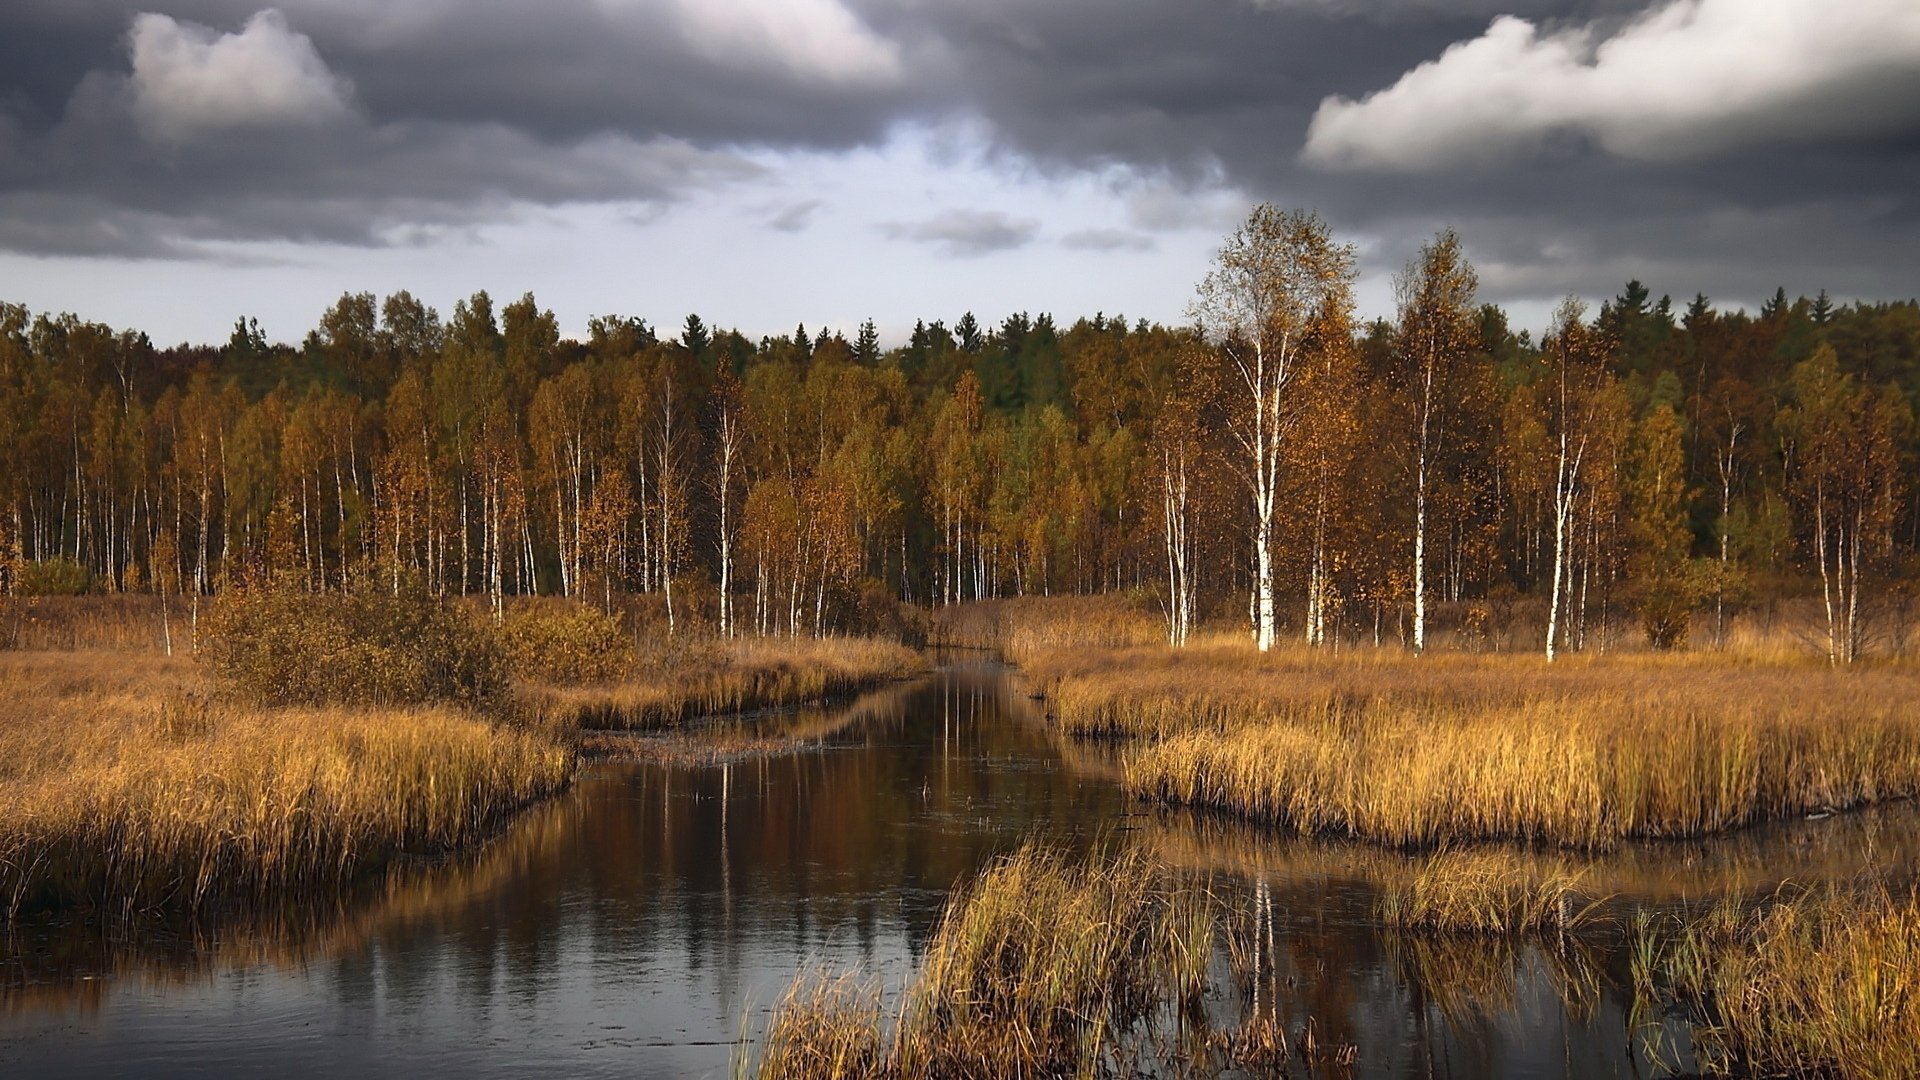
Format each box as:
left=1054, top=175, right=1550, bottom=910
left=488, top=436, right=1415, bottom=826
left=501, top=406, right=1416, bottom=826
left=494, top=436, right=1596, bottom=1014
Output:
left=0, top=0, right=1916, bottom=311
left=767, top=199, right=823, bottom=232
left=882, top=209, right=1039, bottom=256
left=1061, top=228, right=1156, bottom=253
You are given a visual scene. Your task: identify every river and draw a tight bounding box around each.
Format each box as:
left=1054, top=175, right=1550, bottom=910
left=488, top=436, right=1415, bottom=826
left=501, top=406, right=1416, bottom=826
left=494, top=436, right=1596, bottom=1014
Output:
left=2, top=658, right=1912, bottom=1078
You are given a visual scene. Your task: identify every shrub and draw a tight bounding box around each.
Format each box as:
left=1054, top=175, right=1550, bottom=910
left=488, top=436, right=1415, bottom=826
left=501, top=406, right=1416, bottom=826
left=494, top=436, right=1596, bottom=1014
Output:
left=18, top=557, right=92, bottom=596
left=498, top=601, right=633, bottom=683
left=205, top=585, right=506, bottom=707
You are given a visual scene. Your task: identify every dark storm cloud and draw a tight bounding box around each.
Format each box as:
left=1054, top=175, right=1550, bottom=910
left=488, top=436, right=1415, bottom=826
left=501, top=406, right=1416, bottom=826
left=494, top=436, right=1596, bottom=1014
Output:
left=1, top=0, right=1917, bottom=310
left=866, top=0, right=1920, bottom=307
left=0, top=0, right=889, bottom=256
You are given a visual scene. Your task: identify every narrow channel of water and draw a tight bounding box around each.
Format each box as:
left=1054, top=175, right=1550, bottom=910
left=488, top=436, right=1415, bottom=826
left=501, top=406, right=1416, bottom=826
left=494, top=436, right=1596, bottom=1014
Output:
left=3, top=660, right=1913, bottom=1078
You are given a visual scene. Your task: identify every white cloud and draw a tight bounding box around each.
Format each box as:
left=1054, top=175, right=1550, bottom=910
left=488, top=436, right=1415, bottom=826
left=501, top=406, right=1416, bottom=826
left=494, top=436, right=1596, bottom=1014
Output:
left=1302, top=0, right=1920, bottom=171
left=607, top=0, right=902, bottom=86
left=128, top=9, right=354, bottom=144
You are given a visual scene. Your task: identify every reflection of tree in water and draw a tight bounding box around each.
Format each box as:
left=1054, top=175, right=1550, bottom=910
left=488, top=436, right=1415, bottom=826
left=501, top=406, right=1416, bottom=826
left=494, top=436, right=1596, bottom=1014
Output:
left=8, top=663, right=1916, bottom=1078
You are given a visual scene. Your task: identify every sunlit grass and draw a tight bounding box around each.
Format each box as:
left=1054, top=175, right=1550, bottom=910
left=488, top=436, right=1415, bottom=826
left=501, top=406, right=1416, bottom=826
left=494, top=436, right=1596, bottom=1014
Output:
left=527, top=635, right=926, bottom=732
left=1635, top=884, right=1920, bottom=1080
left=1007, top=641, right=1920, bottom=848
left=0, top=650, right=573, bottom=919
left=749, top=844, right=1217, bottom=1080
left=1377, top=848, right=1604, bottom=934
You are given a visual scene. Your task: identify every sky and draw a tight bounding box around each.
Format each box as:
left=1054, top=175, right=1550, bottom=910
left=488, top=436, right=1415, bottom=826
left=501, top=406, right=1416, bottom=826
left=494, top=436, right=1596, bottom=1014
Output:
left=1, top=0, right=1917, bottom=348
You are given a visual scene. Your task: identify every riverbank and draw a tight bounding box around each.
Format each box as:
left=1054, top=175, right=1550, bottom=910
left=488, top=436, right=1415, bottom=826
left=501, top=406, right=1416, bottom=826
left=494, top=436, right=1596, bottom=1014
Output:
left=0, top=594, right=928, bottom=923
left=0, top=650, right=573, bottom=920
left=1011, top=640, right=1920, bottom=849
left=523, top=636, right=927, bottom=736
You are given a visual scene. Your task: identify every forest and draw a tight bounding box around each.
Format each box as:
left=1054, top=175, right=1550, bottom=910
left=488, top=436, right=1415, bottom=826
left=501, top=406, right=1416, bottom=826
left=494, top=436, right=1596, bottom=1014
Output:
left=1, top=208, right=1916, bottom=661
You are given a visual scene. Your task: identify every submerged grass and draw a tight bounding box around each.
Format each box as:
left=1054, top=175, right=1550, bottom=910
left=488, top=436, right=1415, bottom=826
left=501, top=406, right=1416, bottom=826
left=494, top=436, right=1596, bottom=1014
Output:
left=1019, top=642, right=1920, bottom=849
left=0, top=650, right=572, bottom=920
left=1636, top=885, right=1920, bottom=1080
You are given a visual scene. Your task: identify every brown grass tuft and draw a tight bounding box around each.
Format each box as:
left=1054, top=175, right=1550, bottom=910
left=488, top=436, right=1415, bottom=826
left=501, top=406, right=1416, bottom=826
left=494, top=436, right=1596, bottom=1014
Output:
left=1636, top=884, right=1920, bottom=1080
left=748, top=843, right=1216, bottom=1080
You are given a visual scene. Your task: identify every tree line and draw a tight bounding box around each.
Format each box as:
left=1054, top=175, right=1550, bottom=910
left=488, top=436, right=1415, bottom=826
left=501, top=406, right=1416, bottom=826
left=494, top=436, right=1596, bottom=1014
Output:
left=1, top=206, right=1915, bottom=661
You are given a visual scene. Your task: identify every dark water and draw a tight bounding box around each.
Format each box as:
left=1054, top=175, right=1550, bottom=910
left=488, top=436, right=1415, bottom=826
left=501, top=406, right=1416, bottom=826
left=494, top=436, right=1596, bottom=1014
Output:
left=2, top=661, right=1912, bottom=1078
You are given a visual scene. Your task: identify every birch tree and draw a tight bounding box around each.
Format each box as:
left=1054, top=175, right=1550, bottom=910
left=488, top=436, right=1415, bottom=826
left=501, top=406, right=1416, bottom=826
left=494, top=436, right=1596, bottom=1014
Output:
left=1541, top=299, right=1612, bottom=662
left=711, top=370, right=745, bottom=637
left=1393, top=229, right=1478, bottom=653
left=1780, top=345, right=1911, bottom=664
left=1191, top=205, right=1355, bottom=651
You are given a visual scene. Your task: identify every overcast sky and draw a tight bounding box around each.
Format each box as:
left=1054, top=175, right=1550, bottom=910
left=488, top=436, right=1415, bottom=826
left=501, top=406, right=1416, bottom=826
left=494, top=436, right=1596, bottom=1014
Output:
left=1, top=0, right=1917, bottom=347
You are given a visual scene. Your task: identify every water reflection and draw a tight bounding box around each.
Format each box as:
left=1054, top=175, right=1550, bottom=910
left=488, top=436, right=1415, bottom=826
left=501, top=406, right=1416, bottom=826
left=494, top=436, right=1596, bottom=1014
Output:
left=1, top=660, right=1911, bottom=1078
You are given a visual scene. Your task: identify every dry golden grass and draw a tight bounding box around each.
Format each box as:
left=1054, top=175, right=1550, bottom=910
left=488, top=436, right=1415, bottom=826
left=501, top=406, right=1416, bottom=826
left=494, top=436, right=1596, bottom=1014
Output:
left=1011, top=641, right=1920, bottom=848
left=1637, top=885, right=1920, bottom=1080
left=1377, top=848, right=1604, bottom=934
left=749, top=844, right=1216, bottom=1080
left=0, top=650, right=573, bottom=919
left=527, top=636, right=927, bottom=732
left=0, top=594, right=184, bottom=652
left=925, top=595, right=1164, bottom=664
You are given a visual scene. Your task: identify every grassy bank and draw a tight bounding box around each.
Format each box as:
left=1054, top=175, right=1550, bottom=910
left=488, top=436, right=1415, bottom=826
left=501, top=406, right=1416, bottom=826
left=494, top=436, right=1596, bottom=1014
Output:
left=1635, top=885, right=1920, bottom=1080
left=0, top=595, right=925, bottom=922
left=1012, top=641, right=1920, bottom=848
left=526, top=635, right=926, bottom=734
left=0, top=650, right=572, bottom=919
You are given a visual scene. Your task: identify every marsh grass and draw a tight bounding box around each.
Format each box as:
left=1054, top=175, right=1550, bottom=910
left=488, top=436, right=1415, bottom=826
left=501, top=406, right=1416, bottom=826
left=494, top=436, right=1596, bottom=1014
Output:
left=0, top=594, right=183, bottom=652
left=1635, top=884, right=1920, bottom=1080
left=1378, top=848, right=1606, bottom=934
left=1023, top=643, right=1920, bottom=848
left=750, top=844, right=1218, bottom=1080
left=925, top=595, right=1164, bottom=664
left=0, top=650, right=572, bottom=920
left=529, top=636, right=926, bottom=732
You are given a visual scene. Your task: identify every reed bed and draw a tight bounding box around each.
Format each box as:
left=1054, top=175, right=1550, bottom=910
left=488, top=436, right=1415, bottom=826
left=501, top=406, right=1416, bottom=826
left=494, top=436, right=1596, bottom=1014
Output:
left=0, top=651, right=573, bottom=920
left=750, top=844, right=1218, bottom=1080
left=528, top=636, right=926, bottom=732
left=1636, top=885, right=1920, bottom=1080
left=925, top=595, right=1164, bottom=665
left=1015, top=643, right=1920, bottom=848
left=1377, top=848, right=1603, bottom=934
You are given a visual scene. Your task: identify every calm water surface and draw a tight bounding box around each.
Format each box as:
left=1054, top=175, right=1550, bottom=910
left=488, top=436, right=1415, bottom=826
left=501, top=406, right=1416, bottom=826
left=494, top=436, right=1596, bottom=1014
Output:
left=2, top=660, right=1912, bottom=1078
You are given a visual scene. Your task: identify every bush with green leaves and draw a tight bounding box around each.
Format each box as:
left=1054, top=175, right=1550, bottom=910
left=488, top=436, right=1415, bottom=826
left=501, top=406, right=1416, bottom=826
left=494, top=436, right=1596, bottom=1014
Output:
left=18, top=557, right=92, bottom=596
